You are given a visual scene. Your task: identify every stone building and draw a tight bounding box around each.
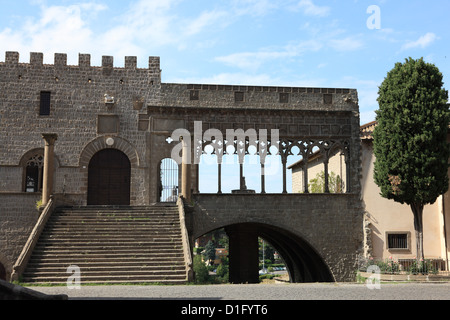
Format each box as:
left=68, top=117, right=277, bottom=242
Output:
left=360, top=121, right=449, bottom=270
left=0, top=52, right=364, bottom=283
left=290, top=121, right=450, bottom=271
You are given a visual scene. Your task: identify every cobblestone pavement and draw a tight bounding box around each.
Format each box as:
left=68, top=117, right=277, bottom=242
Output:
left=30, top=282, right=450, bottom=300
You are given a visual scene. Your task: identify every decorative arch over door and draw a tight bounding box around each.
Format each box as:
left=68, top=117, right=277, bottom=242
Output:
left=87, top=149, right=131, bottom=205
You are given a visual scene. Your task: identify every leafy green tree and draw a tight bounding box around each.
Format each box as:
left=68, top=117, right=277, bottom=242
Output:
left=373, top=57, right=449, bottom=261
left=193, top=255, right=210, bottom=284
left=215, top=258, right=229, bottom=283
left=308, top=171, right=344, bottom=193
left=203, top=240, right=216, bottom=265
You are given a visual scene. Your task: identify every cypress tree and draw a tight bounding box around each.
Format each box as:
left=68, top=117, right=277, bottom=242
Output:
left=373, top=57, right=449, bottom=261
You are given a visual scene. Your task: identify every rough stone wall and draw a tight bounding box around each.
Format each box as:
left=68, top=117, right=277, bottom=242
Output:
left=0, top=51, right=363, bottom=281
left=160, top=83, right=358, bottom=112
left=0, top=52, right=159, bottom=199
left=191, top=194, right=364, bottom=282
left=0, top=194, right=41, bottom=280
left=0, top=52, right=160, bottom=274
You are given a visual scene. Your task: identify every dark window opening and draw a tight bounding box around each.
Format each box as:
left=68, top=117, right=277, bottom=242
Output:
left=388, top=233, right=408, bottom=249
left=25, top=154, right=44, bottom=192
left=234, top=91, right=244, bottom=102
left=40, top=91, right=51, bottom=116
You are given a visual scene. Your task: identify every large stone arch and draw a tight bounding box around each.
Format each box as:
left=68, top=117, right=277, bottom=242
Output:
left=191, top=193, right=361, bottom=282
left=195, top=222, right=334, bottom=283
left=79, top=136, right=143, bottom=205
left=79, top=136, right=140, bottom=168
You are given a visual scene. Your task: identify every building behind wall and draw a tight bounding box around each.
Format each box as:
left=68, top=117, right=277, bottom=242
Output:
left=290, top=121, right=450, bottom=270
left=360, top=121, right=449, bottom=270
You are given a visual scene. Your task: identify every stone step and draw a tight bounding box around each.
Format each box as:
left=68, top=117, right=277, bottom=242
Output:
left=21, top=275, right=188, bottom=284
left=26, top=259, right=185, bottom=268
left=24, top=265, right=186, bottom=274
left=40, top=237, right=180, bottom=243
left=29, top=254, right=184, bottom=267
left=37, top=236, right=182, bottom=242
left=23, top=205, right=189, bottom=284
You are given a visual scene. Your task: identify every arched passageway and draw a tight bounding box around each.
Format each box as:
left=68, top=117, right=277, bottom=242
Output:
left=222, top=223, right=334, bottom=284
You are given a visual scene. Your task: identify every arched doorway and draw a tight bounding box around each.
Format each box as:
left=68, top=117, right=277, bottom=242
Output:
left=158, top=158, right=179, bottom=203
left=87, top=149, right=131, bottom=205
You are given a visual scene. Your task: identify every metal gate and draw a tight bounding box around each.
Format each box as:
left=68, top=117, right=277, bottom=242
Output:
left=159, top=158, right=179, bottom=202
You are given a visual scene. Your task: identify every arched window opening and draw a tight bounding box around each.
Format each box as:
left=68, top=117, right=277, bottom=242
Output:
left=199, top=153, right=219, bottom=194
left=288, top=141, right=348, bottom=194
left=24, top=154, right=44, bottom=193
left=194, top=136, right=350, bottom=195
left=159, top=158, right=179, bottom=202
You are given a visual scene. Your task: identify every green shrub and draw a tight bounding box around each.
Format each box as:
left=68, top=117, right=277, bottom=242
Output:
left=193, top=255, right=210, bottom=284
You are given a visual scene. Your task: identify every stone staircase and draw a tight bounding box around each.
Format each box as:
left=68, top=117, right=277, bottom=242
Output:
left=21, top=205, right=189, bottom=285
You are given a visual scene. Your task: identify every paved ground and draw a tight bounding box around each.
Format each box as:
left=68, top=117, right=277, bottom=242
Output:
left=29, top=282, right=450, bottom=300
left=23, top=283, right=448, bottom=318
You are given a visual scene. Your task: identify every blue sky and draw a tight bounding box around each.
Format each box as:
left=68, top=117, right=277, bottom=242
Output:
left=1, top=0, right=449, bottom=193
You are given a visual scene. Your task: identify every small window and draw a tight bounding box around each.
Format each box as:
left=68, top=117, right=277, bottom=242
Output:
left=280, top=92, right=289, bottom=103
left=190, top=90, right=199, bottom=101
left=25, top=154, right=44, bottom=192
left=40, top=91, right=51, bottom=116
left=234, top=91, right=244, bottom=102
left=387, top=233, right=409, bottom=250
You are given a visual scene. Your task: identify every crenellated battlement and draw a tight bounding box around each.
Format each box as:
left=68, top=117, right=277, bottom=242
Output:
left=2, top=51, right=160, bottom=71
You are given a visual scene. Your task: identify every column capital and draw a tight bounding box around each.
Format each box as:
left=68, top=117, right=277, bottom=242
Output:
left=42, top=133, right=58, bottom=145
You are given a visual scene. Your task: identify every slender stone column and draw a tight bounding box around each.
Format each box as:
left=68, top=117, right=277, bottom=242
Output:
left=324, top=159, right=330, bottom=193
left=225, top=224, right=259, bottom=284
left=42, top=133, right=58, bottom=206
left=282, top=158, right=287, bottom=194
left=181, top=137, right=191, bottom=203
left=260, top=163, right=265, bottom=194
left=217, top=163, right=222, bottom=194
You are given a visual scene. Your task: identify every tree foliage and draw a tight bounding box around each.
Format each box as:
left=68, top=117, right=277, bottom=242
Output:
left=203, top=240, right=216, bottom=264
left=193, top=255, right=210, bottom=284
left=373, top=57, right=449, bottom=260
left=308, top=171, right=344, bottom=193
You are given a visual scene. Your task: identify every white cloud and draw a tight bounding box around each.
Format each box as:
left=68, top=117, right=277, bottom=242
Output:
left=291, top=0, right=331, bottom=17
left=401, top=32, right=438, bottom=51
left=328, top=36, right=364, bottom=52
left=0, top=0, right=232, bottom=65
left=184, top=10, right=229, bottom=36
left=0, top=2, right=107, bottom=64
left=230, top=0, right=279, bottom=17
left=215, top=40, right=322, bottom=70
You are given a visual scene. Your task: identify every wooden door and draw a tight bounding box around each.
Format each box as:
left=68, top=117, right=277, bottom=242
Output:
left=87, top=149, right=131, bottom=205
